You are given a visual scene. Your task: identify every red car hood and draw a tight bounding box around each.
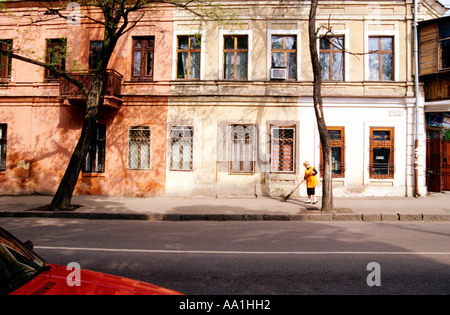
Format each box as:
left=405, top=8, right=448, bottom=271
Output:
left=10, top=264, right=183, bottom=295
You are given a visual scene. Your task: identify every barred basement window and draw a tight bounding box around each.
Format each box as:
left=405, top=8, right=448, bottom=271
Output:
left=170, top=126, right=193, bottom=171
left=0, top=124, right=6, bottom=171
left=83, top=124, right=106, bottom=173
left=271, top=126, right=295, bottom=173
left=128, top=127, right=151, bottom=170
left=369, top=127, right=395, bottom=179
left=229, top=124, right=255, bottom=174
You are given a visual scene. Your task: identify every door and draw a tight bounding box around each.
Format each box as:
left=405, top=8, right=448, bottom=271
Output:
left=443, top=140, right=450, bottom=191
left=427, top=138, right=441, bottom=192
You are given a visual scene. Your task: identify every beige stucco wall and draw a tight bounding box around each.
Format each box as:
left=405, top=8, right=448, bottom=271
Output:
left=165, top=0, right=442, bottom=197
left=0, top=0, right=445, bottom=197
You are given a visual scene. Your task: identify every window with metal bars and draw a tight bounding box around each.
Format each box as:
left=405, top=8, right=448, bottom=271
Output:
left=271, top=127, right=295, bottom=173
left=170, top=126, right=193, bottom=171
left=320, top=127, right=345, bottom=178
left=369, top=127, right=395, bottom=179
left=0, top=124, right=6, bottom=171
left=229, top=124, right=255, bottom=174
left=128, top=127, right=151, bottom=170
left=83, top=124, right=106, bottom=173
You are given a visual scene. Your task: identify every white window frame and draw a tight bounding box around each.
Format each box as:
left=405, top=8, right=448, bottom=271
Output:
left=172, top=30, right=205, bottom=80
left=267, top=29, right=301, bottom=81
left=364, top=24, right=399, bottom=81
left=317, top=28, right=349, bottom=81
left=219, top=29, right=252, bottom=81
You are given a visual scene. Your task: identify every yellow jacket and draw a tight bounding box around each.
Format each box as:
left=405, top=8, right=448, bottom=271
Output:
left=304, top=166, right=319, bottom=188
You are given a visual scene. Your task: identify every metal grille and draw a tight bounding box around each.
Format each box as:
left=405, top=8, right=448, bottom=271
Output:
left=170, top=126, right=193, bottom=171
left=320, top=129, right=346, bottom=177
left=128, top=127, right=151, bottom=170
left=271, top=127, right=295, bottom=172
left=369, top=130, right=395, bottom=179
left=0, top=124, right=6, bottom=171
left=229, top=124, right=255, bottom=174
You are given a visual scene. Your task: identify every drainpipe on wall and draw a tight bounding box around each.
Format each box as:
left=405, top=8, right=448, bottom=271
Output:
left=413, top=0, right=422, bottom=197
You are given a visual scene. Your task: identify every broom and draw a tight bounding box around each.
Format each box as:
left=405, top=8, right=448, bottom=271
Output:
left=281, top=178, right=306, bottom=202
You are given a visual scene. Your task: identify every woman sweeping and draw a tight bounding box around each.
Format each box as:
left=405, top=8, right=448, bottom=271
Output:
left=303, top=161, right=319, bottom=204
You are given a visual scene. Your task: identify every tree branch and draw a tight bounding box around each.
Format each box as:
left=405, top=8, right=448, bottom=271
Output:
left=0, top=49, right=88, bottom=96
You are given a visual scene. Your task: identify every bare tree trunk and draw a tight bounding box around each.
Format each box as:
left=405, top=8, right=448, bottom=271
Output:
left=2, top=1, right=231, bottom=210
left=49, top=79, right=103, bottom=210
left=308, top=0, right=333, bottom=212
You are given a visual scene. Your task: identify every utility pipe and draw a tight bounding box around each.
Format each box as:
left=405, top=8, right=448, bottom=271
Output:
left=413, top=0, right=421, bottom=197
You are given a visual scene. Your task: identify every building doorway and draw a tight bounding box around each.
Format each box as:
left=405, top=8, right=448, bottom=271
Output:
left=427, top=131, right=450, bottom=192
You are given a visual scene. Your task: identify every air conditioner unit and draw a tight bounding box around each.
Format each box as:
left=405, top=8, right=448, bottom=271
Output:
left=271, top=68, right=287, bottom=80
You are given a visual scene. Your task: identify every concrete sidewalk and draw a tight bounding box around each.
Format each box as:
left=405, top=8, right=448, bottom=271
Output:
left=0, top=193, right=449, bottom=221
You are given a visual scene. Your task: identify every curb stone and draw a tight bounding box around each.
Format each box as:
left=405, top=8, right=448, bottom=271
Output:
left=333, top=213, right=362, bottom=221
left=423, top=214, right=450, bottom=221
left=381, top=214, right=399, bottom=221
left=1, top=210, right=450, bottom=222
left=308, top=214, right=334, bottom=221
left=288, top=214, right=310, bottom=221
left=362, top=214, right=382, bottom=221
left=398, top=214, right=423, bottom=221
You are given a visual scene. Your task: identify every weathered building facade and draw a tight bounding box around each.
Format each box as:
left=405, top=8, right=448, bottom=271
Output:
left=0, top=1, right=173, bottom=196
left=419, top=14, right=450, bottom=192
left=0, top=0, right=447, bottom=199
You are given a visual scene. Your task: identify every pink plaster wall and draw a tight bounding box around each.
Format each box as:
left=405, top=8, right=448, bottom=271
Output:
left=0, top=3, right=173, bottom=197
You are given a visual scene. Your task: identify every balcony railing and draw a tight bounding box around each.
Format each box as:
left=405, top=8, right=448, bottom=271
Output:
left=60, top=69, right=123, bottom=108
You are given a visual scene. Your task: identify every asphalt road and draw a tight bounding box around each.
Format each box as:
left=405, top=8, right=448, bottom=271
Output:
left=1, top=218, right=449, bottom=295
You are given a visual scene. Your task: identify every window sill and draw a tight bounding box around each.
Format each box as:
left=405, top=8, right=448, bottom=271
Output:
left=81, top=173, right=105, bottom=178
left=129, top=77, right=154, bottom=82
left=127, top=168, right=152, bottom=171
left=169, top=169, right=193, bottom=172
left=369, top=176, right=395, bottom=181
left=369, top=179, right=394, bottom=187
left=0, top=79, right=11, bottom=86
